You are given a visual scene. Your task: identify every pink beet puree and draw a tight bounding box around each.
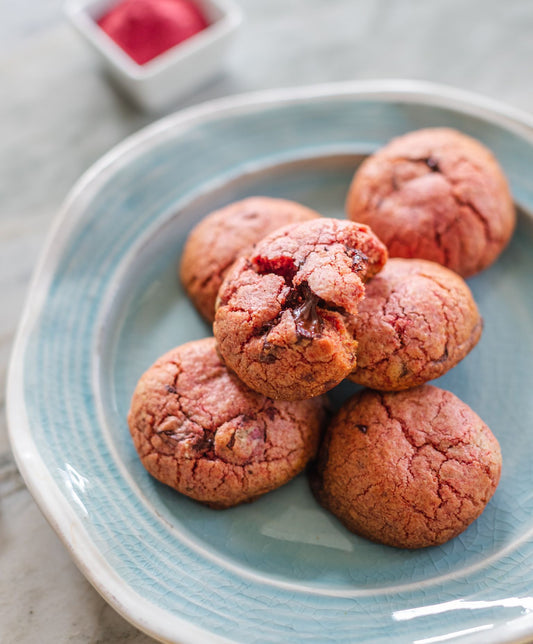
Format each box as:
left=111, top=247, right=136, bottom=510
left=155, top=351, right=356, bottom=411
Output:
left=98, top=0, right=209, bottom=65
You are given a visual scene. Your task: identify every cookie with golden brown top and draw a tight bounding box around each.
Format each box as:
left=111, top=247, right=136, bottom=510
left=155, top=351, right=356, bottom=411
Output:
left=346, top=128, right=515, bottom=277
left=311, top=386, right=501, bottom=549
left=180, top=197, right=320, bottom=323
left=213, top=218, right=388, bottom=401
left=128, top=338, right=327, bottom=508
left=349, top=258, right=482, bottom=391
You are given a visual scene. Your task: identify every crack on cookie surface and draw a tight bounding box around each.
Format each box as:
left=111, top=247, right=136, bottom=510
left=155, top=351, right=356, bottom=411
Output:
left=252, top=254, right=298, bottom=285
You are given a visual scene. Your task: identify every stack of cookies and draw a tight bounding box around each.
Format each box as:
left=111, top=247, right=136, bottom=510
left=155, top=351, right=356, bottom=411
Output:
left=128, top=128, right=514, bottom=549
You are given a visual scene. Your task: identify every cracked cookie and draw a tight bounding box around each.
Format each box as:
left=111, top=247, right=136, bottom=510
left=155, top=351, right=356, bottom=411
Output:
left=349, top=258, right=482, bottom=391
left=311, top=385, right=501, bottom=549
left=128, top=337, right=327, bottom=508
left=180, top=196, right=320, bottom=323
left=213, top=218, right=388, bottom=400
left=346, top=128, right=516, bottom=277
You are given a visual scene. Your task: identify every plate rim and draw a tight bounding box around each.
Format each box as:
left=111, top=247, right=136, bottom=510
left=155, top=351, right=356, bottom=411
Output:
left=7, top=78, right=533, bottom=644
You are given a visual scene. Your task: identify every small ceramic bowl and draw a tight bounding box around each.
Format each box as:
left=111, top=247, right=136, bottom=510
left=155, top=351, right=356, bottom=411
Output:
left=64, top=0, right=242, bottom=111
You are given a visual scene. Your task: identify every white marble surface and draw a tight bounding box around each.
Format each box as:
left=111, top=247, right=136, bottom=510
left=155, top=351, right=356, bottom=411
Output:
left=2, top=1, right=533, bottom=642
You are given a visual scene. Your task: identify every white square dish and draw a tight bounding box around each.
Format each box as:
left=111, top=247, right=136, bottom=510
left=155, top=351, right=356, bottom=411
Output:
left=64, top=0, right=242, bottom=111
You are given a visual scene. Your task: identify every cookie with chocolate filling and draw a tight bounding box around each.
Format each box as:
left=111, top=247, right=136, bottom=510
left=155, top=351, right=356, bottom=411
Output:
left=213, top=218, right=388, bottom=400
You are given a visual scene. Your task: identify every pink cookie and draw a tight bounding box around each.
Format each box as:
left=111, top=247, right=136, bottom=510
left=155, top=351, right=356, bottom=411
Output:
left=311, top=385, right=501, bottom=549
left=346, top=128, right=515, bottom=277
left=214, top=218, right=388, bottom=400
left=350, top=258, right=482, bottom=390
left=128, top=337, right=326, bottom=508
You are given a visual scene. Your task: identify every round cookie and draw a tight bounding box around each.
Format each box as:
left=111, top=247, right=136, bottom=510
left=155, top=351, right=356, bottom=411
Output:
left=311, top=386, right=501, bottom=549
left=128, top=337, right=326, bottom=508
left=213, top=218, right=388, bottom=401
left=346, top=128, right=515, bottom=277
left=180, top=196, right=320, bottom=323
left=349, top=258, right=483, bottom=391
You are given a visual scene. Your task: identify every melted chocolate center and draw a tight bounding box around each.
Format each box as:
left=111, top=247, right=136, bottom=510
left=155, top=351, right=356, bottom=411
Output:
left=288, top=282, right=323, bottom=339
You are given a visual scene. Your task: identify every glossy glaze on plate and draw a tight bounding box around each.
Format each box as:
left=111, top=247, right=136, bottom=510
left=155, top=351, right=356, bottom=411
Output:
left=7, top=81, right=533, bottom=643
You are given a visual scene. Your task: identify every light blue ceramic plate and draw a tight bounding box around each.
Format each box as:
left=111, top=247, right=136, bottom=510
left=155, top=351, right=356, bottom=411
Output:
left=7, top=80, right=533, bottom=644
